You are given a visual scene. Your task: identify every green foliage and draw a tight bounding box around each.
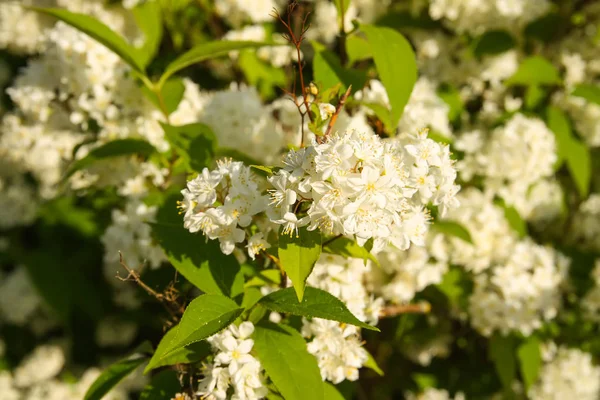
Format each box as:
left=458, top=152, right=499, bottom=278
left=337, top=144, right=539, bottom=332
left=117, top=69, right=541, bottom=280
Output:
left=571, top=83, right=600, bottom=105
left=507, top=56, right=561, bottom=86
left=152, top=194, right=244, bottom=296
left=322, top=236, right=379, bottom=266
left=495, top=199, right=528, bottom=238
left=278, top=227, right=322, bottom=301
left=258, top=287, right=380, bottom=331
left=364, top=350, right=385, bottom=376
left=29, top=7, right=146, bottom=74
left=238, top=51, right=287, bottom=99
left=253, top=323, right=325, bottom=400
left=517, top=337, right=542, bottom=391
left=473, top=30, right=516, bottom=58
left=489, top=335, right=517, bottom=392
left=346, top=34, right=372, bottom=65
left=132, top=1, right=163, bottom=67
left=144, top=327, right=211, bottom=373
left=160, top=122, right=217, bottom=172
left=157, top=294, right=244, bottom=359
left=143, top=78, right=186, bottom=116
left=361, top=24, right=417, bottom=130
left=65, top=139, right=156, bottom=178
left=546, top=107, right=591, bottom=197
left=140, top=370, right=182, bottom=400
left=84, top=353, right=149, bottom=400
left=158, top=41, right=273, bottom=88
left=312, top=41, right=368, bottom=94
left=431, top=221, right=473, bottom=244
left=324, top=382, right=347, bottom=400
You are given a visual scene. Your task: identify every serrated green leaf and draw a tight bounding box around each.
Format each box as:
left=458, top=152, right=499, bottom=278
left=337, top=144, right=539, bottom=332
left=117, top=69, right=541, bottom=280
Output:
left=572, top=84, right=600, bottom=105
left=258, top=287, right=379, bottom=331
left=161, top=294, right=244, bottom=358
left=158, top=41, right=274, bottom=87
left=322, top=237, right=378, bottom=266
left=133, top=1, right=163, bottom=67
left=160, top=122, right=216, bottom=172
left=29, top=7, right=145, bottom=73
left=278, top=227, right=322, bottom=301
left=346, top=34, right=372, bottom=65
left=364, top=351, right=384, bottom=376
left=253, top=323, right=324, bottom=400
left=65, top=139, right=156, bottom=178
left=143, top=78, right=186, bottom=116
left=361, top=25, right=417, bottom=129
left=489, top=334, right=517, bottom=391
left=473, top=30, right=516, bottom=58
left=432, top=221, right=473, bottom=244
left=144, top=327, right=211, bottom=373
left=517, top=336, right=542, bottom=391
left=507, top=56, right=560, bottom=86
left=312, top=41, right=368, bottom=94
left=84, top=354, right=148, bottom=400
left=140, top=370, right=181, bottom=400
left=152, top=194, right=244, bottom=297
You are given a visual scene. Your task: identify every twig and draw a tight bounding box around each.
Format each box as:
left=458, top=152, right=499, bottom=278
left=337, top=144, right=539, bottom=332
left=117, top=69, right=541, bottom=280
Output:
left=272, top=2, right=314, bottom=147
left=379, top=302, right=431, bottom=318
left=117, top=252, right=183, bottom=322
left=321, top=85, right=352, bottom=143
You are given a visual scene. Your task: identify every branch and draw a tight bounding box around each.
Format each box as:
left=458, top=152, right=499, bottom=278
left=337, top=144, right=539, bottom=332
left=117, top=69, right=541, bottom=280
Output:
left=321, top=85, right=352, bottom=143
left=379, top=302, right=431, bottom=318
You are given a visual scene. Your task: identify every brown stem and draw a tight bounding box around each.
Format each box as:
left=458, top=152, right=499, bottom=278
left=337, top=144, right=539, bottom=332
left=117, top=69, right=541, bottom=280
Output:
left=379, top=302, right=431, bottom=318
left=321, top=85, right=352, bottom=143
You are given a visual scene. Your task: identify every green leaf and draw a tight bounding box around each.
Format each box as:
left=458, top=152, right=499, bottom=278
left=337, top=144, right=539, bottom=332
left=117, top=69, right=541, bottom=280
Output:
left=473, top=30, right=516, bottom=58
left=437, top=84, right=464, bottom=123
left=364, top=351, right=384, bottom=376
left=161, top=294, right=244, bottom=358
left=507, top=56, right=560, bottom=86
left=312, top=42, right=368, bottom=94
left=489, top=334, right=517, bottom=390
left=436, top=267, right=472, bottom=308
left=238, top=51, right=287, bottom=99
left=258, top=287, right=379, bottom=331
left=253, top=323, right=324, bottom=400
left=571, top=83, right=600, bottom=106
left=333, top=0, right=351, bottom=19
left=278, top=227, right=322, bottom=301
left=361, top=25, right=417, bottom=129
left=431, top=221, right=473, bottom=244
left=38, top=197, right=98, bottom=237
left=517, top=336, right=542, bottom=391
left=346, top=34, right=372, bottom=65
left=144, top=327, right=211, bottom=374
left=362, top=102, right=393, bottom=132
left=65, top=139, right=156, bottom=178
left=250, top=165, right=280, bottom=176
left=133, top=1, right=163, bottom=68
left=160, top=122, right=216, bottom=172
left=525, top=84, right=546, bottom=110
left=158, top=41, right=273, bottom=87
left=495, top=199, right=527, bottom=238
left=140, top=370, right=181, bottom=400
left=152, top=194, right=243, bottom=297
left=214, top=147, right=263, bottom=166
left=546, top=107, right=591, bottom=197
left=322, top=236, right=378, bottom=266
left=324, top=382, right=346, bottom=400
left=143, top=78, right=186, bottom=116
left=84, top=354, right=148, bottom=400
left=29, top=7, right=145, bottom=74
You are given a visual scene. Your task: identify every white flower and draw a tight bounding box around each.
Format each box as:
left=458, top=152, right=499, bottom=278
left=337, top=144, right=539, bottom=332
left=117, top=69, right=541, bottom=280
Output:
left=246, top=233, right=271, bottom=260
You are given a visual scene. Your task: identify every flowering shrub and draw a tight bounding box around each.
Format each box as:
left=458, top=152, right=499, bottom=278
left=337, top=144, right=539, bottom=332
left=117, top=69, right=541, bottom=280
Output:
left=1, top=0, right=600, bottom=399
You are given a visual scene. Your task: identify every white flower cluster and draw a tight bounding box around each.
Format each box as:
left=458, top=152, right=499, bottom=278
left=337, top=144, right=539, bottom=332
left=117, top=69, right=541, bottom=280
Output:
left=223, top=25, right=298, bottom=67
left=0, top=344, right=132, bottom=400
left=529, top=345, right=600, bottom=400
left=570, top=194, right=600, bottom=252
left=301, top=253, right=383, bottom=383
left=0, top=266, right=42, bottom=326
left=468, top=240, right=569, bottom=337
left=214, top=0, right=284, bottom=26
left=357, top=78, right=453, bottom=137
left=101, top=199, right=166, bottom=274
left=267, top=129, right=459, bottom=253
left=456, top=113, right=557, bottom=218
left=405, top=388, right=465, bottom=400
left=180, top=160, right=268, bottom=255
left=200, top=84, right=285, bottom=164
left=198, top=322, right=267, bottom=400
left=0, top=175, right=38, bottom=229
left=428, top=0, right=551, bottom=35
left=582, top=260, right=600, bottom=322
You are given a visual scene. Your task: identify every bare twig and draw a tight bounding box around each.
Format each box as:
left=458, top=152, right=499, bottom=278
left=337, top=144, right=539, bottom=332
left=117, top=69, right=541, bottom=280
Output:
left=321, top=85, right=352, bottom=143
left=117, top=252, right=184, bottom=322
left=379, top=302, right=431, bottom=318
left=272, top=1, right=313, bottom=147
